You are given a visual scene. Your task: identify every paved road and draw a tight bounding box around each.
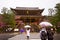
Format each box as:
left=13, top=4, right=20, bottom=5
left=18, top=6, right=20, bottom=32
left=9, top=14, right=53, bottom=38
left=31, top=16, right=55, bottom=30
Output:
left=8, top=33, right=60, bottom=40
left=0, top=33, right=19, bottom=40
left=0, top=33, right=60, bottom=40
left=54, top=33, right=60, bottom=40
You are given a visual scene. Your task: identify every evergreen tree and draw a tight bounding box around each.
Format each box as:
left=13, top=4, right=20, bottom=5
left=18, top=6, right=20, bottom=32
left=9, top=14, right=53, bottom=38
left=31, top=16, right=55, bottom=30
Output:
left=1, top=7, right=16, bottom=31
left=50, top=3, right=60, bottom=33
left=49, top=3, right=60, bottom=25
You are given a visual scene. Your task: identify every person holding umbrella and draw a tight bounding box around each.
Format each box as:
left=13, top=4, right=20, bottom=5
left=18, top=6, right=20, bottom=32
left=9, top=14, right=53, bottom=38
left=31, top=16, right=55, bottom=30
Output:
left=24, top=24, right=31, bottom=39
left=39, top=20, right=53, bottom=40
left=39, top=24, right=47, bottom=40
left=26, top=28, right=30, bottom=39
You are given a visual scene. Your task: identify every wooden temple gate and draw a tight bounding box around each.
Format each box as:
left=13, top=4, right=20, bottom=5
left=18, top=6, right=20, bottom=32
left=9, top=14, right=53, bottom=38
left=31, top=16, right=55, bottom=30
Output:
left=11, top=7, right=44, bottom=32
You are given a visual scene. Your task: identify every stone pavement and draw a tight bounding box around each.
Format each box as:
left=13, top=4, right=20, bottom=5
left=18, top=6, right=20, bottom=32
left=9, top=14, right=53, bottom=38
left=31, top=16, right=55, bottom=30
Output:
left=0, top=32, right=19, bottom=40
left=8, top=33, right=60, bottom=40
left=8, top=33, right=42, bottom=40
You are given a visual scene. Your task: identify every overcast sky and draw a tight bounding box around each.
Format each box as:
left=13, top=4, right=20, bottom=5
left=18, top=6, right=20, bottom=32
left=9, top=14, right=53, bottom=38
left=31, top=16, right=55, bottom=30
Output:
left=0, top=0, right=60, bottom=15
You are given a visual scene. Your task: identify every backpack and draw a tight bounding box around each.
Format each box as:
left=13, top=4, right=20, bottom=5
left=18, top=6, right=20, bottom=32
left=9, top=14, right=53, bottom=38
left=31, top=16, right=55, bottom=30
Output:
left=41, top=31, right=47, bottom=39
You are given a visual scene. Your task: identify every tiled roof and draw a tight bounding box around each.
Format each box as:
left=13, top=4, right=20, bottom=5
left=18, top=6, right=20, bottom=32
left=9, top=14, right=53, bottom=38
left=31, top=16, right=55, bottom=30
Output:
left=11, top=7, right=44, bottom=10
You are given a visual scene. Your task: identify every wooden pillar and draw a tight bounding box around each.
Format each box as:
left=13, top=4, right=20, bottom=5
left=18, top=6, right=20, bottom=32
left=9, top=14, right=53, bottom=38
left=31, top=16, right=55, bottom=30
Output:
left=30, top=17, right=31, bottom=25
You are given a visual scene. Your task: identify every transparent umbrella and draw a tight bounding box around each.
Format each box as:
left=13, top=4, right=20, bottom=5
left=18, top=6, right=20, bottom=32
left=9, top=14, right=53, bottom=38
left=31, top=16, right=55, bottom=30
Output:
left=39, top=21, right=53, bottom=27
left=24, top=25, right=31, bottom=28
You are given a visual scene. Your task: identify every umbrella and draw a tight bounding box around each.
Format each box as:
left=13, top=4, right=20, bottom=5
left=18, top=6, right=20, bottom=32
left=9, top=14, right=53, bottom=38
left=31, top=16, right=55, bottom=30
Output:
left=24, top=25, right=31, bottom=28
left=39, top=21, right=53, bottom=27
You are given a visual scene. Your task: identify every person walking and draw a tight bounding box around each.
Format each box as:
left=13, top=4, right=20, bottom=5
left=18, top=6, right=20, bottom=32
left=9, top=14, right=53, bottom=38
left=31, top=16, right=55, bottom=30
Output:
left=47, top=27, right=54, bottom=40
left=39, top=19, right=53, bottom=40
left=40, top=27, right=47, bottom=40
left=20, top=28, right=25, bottom=34
left=26, top=28, right=30, bottom=39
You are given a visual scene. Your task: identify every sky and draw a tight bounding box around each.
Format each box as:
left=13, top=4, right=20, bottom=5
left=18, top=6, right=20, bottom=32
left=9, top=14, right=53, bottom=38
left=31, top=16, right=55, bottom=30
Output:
left=0, top=0, right=60, bottom=15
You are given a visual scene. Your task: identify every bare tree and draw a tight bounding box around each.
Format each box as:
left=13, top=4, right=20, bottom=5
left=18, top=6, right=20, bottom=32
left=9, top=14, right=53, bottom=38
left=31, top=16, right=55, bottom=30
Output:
left=48, top=8, right=54, bottom=16
left=1, top=7, right=8, bottom=14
